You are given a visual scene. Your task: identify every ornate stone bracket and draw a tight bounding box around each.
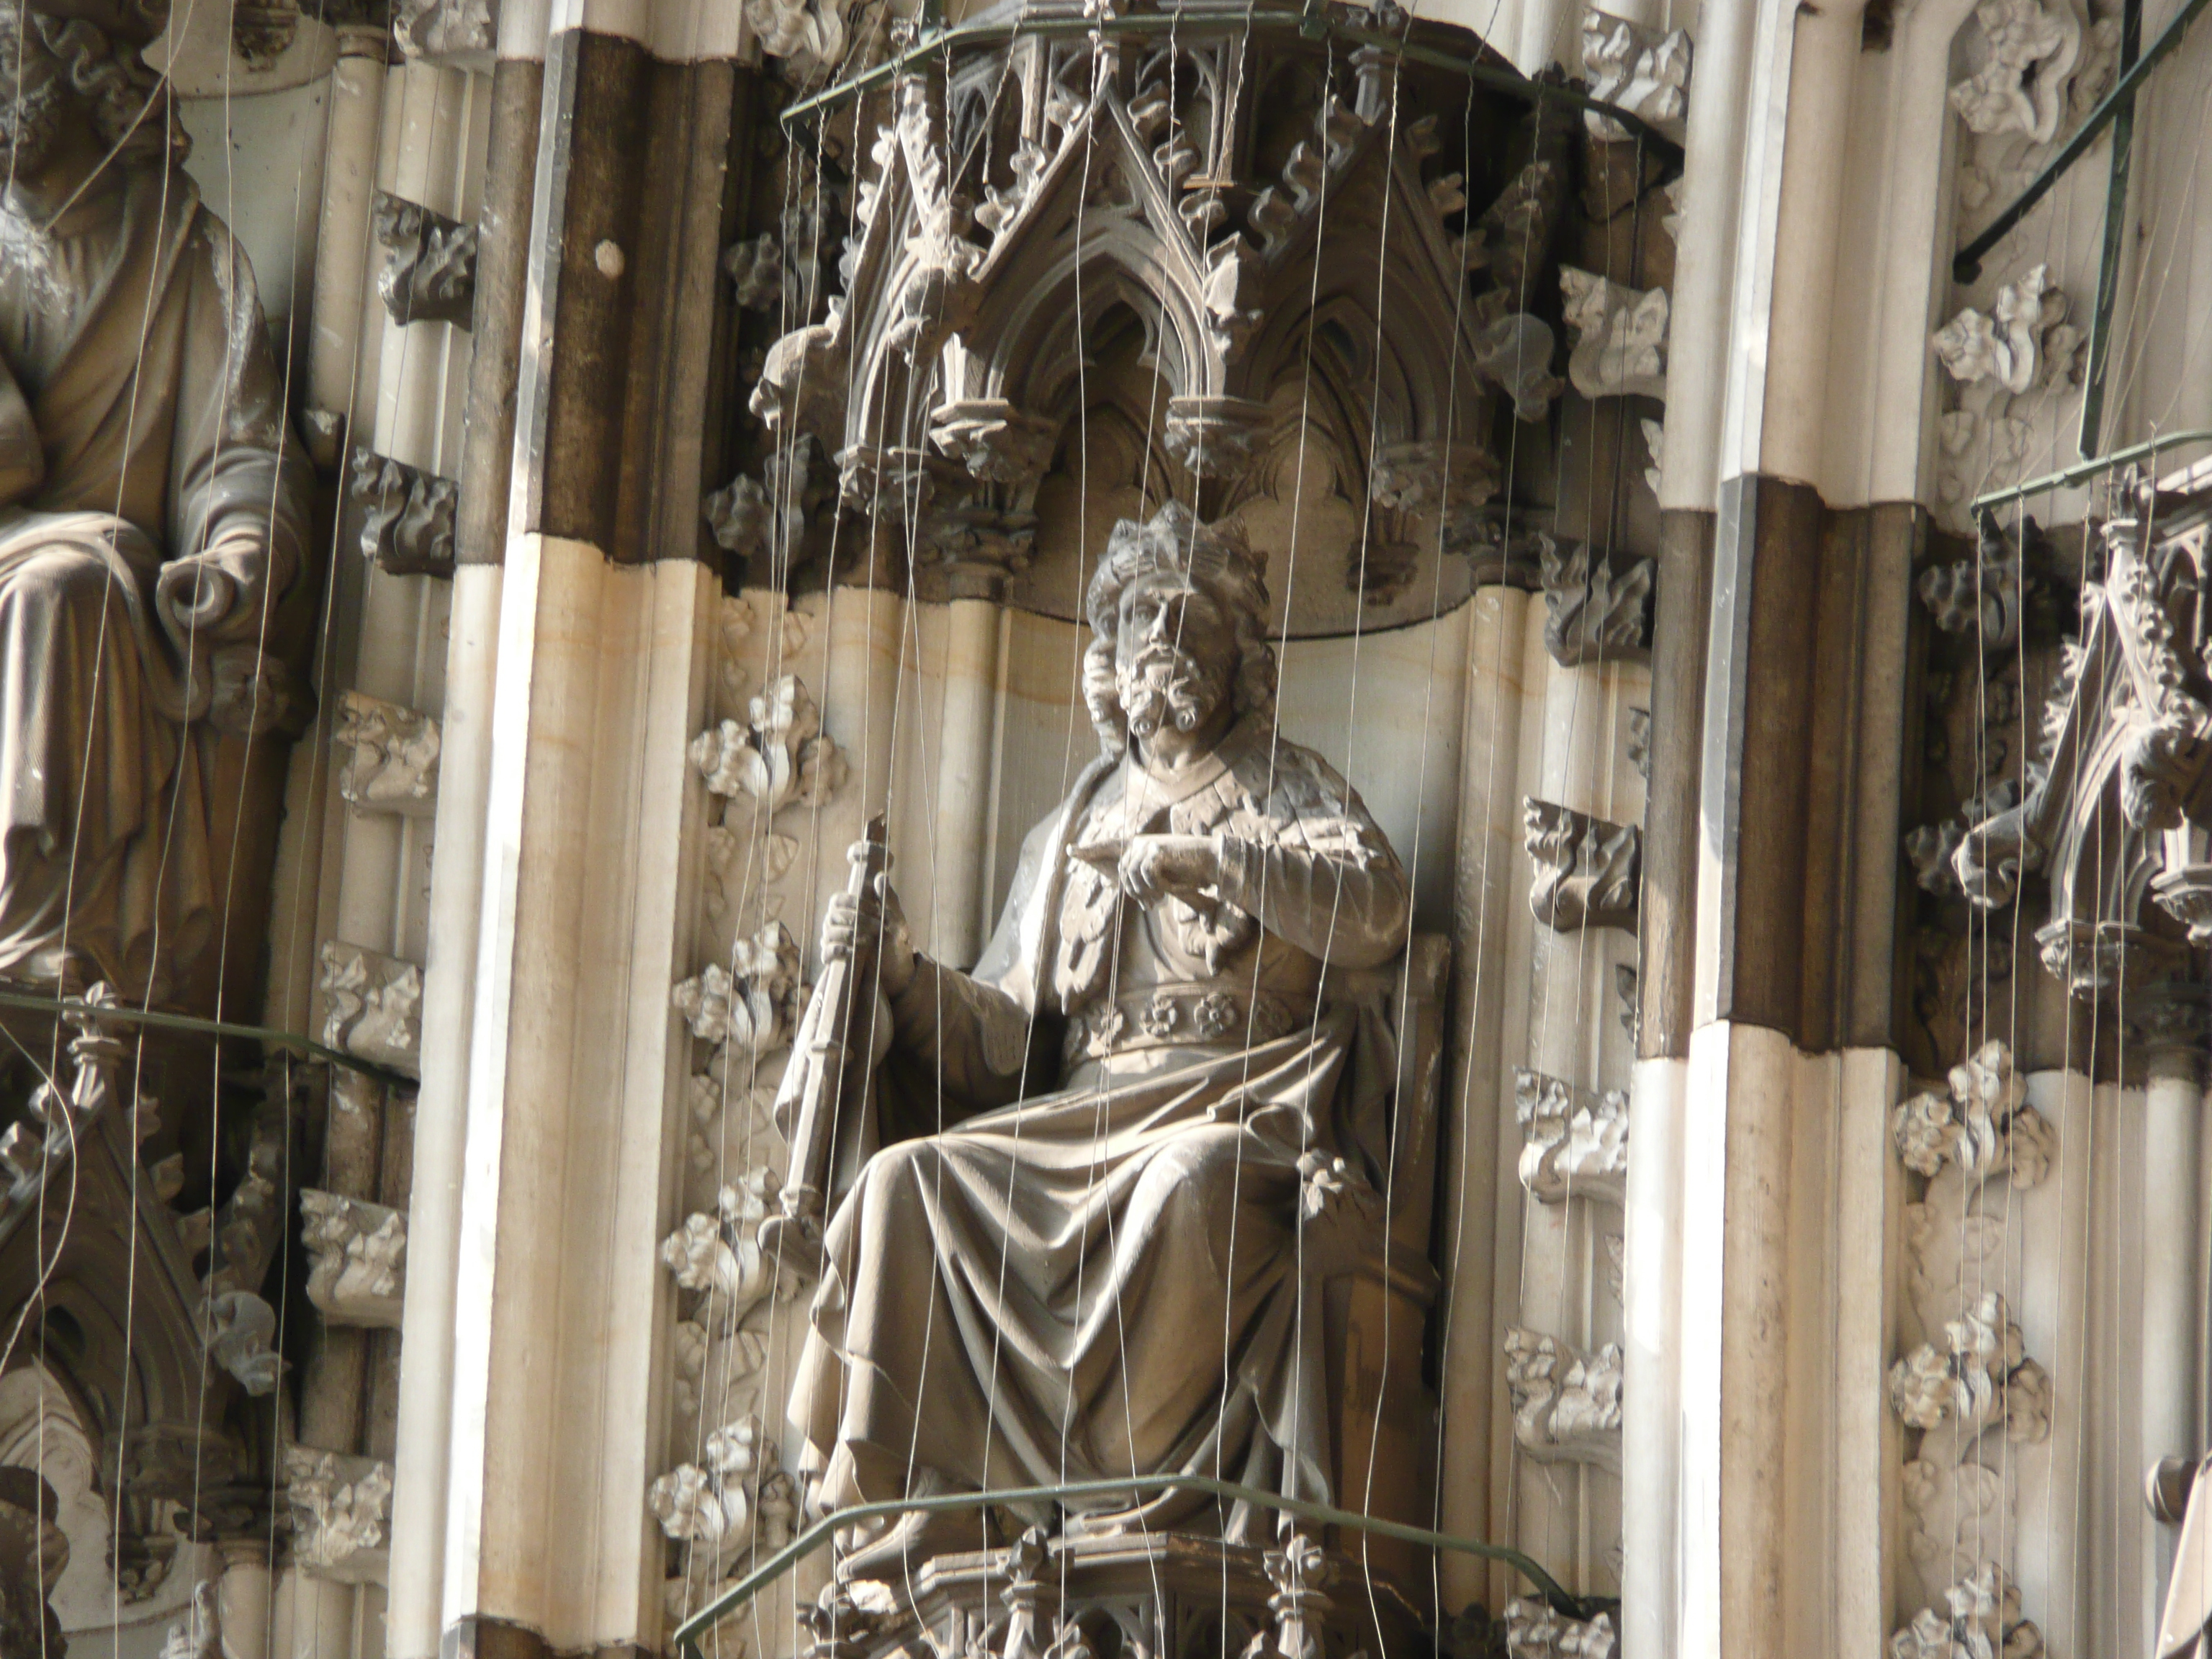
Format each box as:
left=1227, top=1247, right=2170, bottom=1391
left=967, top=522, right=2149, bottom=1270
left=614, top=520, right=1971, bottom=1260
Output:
left=318, top=941, right=424, bottom=1078
left=0, top=988, right=121, bottom=1213
left=335, top=691, right=440, bottom=816
left=1505, top=1326, right=1623, bottom=1473
left=282, top=1447, right=393, bottom=1585
left=1579, top=9, right=1691, bottom=143
left=372, top=190, right=478, bottom=328
left=1515, top=1069, right=1629, bottom=1206
left=300, top=1190, right=407, bottom=1329
left=1539, top=537, right=1654, bottom=667
left=1560, top=269, right=1668, bottom=402
left=1524, top=799, right=1642, bottom=932
left=349, top=449, right=458, bottom=578
left=690, top=676, right=848, bottom=820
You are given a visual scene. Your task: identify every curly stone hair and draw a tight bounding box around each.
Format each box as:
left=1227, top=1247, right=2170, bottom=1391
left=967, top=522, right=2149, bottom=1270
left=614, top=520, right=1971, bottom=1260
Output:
left=6, top=2, right=186, bottom=166
left=1081, top=500, right=1278, bottom=757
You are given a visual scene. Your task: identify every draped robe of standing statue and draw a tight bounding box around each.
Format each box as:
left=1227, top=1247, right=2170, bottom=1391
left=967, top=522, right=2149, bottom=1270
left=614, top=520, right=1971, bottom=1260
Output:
left=791, top=712, right=1412, bottom=1538
left=0, top=161, right=310, bottom=994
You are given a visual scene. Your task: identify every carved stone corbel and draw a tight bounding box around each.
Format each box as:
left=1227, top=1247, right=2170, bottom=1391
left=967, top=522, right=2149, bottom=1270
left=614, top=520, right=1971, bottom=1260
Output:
left=349, top=449, right=458, bottom=578
left=300, top=1190, right=408, bottom=1329
left=1932, top=264, right=2077, bottom=396
left=1524, top=799, right=1642, bottom=932
left=930, top=399, right=1058, bottom=487
left=372, top=190, right=478, bottom=328
left=1370, top=439, right=1501, bottom=552
left=1948, top=0, right=2084, bottom=143
left=1559, top=269, right=1668, bottom=401
left=282, top=1447, right=393, bottom=1584
left=318, top=941, right=424, bottom=1078
left=1505, top=1326, right=1623, bottom=1473
left=1539, top=537, right=1654, bottom=665
left=1516, top=1069, right=1629, bottom=1205
left=335, top=691, right=440, bottom=816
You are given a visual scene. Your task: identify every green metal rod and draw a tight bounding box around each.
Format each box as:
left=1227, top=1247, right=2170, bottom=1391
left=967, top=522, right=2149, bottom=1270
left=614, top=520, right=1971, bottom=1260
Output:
left=1968, top=426, right=2212, bottom=516
left=0, top=988, right=418, bottom=1092
left=2076, top=0, right=2141, bottom=456
left=1953, top=0, right=2212, bottom=284
left=777, top=11, right=1686, bottom=173
left=672, top=1473, right=1599, bottom=1658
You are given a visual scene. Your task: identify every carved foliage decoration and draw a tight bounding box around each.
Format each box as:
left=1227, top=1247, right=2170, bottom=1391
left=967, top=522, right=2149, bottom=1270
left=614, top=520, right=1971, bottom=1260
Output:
left=350, top=449, right=458, bottom=578
left=393, top=0, right=495, bottom=59
left=282, top=1447, right=394, bottom=1584
left=1540, top=536, right=1653, bottom=666
left=1515, top=1069, right=1629, bottom=1205
left=300, top=1190, right=408, bottom=1329
left=336, top=690, right=440, bottom=815
left=372, top=191, right=478, bottom=328
left=319, top=940, right=424, bottom=1076
left=1948, top=0, right=2083, bottom=143
left=1505, top=1326, right=1623, bottom=1473
left=691, top=675, right=848, bottom=822
left=1559, top=269, right=1668, bottom=402
left=1524, top=799, right=1642, bottom=932
left=1579, top=9, right=1692, bottom=143
left=1503, top=1596, right=1618, bottom=1659
left=1889, top=1041, right=2052, bottom=1641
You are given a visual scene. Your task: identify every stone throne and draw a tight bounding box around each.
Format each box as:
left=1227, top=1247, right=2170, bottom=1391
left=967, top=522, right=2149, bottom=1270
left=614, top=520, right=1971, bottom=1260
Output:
left=796, top=936, right=1453, bottom=1659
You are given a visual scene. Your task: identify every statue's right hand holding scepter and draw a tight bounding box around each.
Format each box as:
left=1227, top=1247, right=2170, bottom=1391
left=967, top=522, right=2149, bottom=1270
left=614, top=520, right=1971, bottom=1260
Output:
left=760, top=817, right=903, bottom=1279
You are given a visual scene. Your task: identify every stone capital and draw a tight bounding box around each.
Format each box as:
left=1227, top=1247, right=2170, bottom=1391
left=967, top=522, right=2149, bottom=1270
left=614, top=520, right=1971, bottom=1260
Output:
left=2127, top=980, right=2211, bottom=1082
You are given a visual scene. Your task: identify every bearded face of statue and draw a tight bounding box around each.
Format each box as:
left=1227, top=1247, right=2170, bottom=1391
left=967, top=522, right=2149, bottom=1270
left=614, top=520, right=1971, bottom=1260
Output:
left=1113, top=572, right=1238, bottom=744
left=0, top=21, right=71, bottom=185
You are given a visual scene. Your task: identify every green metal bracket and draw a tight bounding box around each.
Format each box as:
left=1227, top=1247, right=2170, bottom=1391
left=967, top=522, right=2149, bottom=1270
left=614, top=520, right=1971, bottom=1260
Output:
left=775, top=8, right=1686, bottom=176
left=670, top=1473, right=1604, bottom=1659
left=1968, top=425, right=2212, bottom=516
left=1951, top=0, right=2212, bottom=285
left=0, top=987, right=419, bottom=1092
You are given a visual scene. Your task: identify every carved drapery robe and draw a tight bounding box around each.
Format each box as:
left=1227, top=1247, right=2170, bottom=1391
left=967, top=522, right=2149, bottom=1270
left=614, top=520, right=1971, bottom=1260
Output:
left=0, top=167, right=309, bottom=992
left=791, top=716, right=1411, bottom=1535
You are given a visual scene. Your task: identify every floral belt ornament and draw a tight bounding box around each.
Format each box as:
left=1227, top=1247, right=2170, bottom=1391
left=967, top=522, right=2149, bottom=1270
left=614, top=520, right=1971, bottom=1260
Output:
left=1065, top=984, right=1298, bottom=1062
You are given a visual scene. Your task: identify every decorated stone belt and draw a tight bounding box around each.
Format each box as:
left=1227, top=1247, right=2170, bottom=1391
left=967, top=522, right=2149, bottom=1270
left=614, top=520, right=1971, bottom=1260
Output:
left=1064, top=984, right=1300, bottom=1062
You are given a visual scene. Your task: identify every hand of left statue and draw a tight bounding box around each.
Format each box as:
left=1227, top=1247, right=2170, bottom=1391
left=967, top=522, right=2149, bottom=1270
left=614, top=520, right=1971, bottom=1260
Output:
left=1118, top=834, right=1225, bottom=908
left=157, top=541, right=264, bottom=644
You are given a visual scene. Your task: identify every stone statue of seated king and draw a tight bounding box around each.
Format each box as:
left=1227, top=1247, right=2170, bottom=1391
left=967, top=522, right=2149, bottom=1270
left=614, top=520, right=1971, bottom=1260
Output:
left=0, top=0, right=311, bottom=999
left=787, top=503, right=1421, bottom=1589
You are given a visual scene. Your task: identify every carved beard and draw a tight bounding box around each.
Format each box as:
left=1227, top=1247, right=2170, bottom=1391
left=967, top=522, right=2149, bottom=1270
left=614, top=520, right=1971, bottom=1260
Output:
left=1115, top=643, right=1229, bottom=742
left=0, top=72, right=67, bottom=185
